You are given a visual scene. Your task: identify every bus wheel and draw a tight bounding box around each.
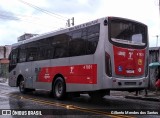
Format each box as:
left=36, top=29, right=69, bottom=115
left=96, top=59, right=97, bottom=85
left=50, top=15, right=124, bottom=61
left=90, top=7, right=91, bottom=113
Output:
left=19, top=78, right=27, bottom=94
left=53, top=77, right=66, bottom=100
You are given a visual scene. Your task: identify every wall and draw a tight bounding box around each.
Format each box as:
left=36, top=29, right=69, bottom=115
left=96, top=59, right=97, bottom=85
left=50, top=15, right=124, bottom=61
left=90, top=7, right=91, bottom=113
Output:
left=0, top=45, right=11, bottom=59
left=0, top=45, right=11, bottom=78
left=149, top=47, right=160, bottom=90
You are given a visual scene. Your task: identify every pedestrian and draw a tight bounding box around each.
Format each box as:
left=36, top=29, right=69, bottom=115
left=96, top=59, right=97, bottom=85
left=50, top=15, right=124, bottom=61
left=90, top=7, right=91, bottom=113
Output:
left=155, top=78, right=160, bottom=94
left=135, top=88, right=147, bottom=96
left=155, top=68, right=160, bottom=94
left=144, top=88, right=148, bottom=96
left=135, top=90, right=139, bottom=96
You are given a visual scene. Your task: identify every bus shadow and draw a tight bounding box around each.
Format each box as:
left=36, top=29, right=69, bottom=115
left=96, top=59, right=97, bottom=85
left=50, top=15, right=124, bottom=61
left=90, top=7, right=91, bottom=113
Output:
left=9, top=90, right=148, bottom=110
left=28, top=90, right=123, bottom=107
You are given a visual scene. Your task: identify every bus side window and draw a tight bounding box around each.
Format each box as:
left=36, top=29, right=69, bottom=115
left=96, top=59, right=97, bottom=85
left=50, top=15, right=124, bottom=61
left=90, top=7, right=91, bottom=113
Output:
left=11, top=49, right=18, bottom=65
left=86, top=24, right=100, bottom=54
left=19, top=45, right=27, bottom=62
left=26, top=42, right=38, bottom=61
left=52, top=34, right=69, bottom=58
left=69, top=29, right=86, bottom=56
left=38, top=46, right=46, bottom=60
left=9, top=48, right=18, bottom=72
left=37, top=37, right=54, bottom=60
left=28, top=48, right=37, bottom=61
left=54, top=43, right=68, bottom=58
left=38, top=46, right=54, bottom=60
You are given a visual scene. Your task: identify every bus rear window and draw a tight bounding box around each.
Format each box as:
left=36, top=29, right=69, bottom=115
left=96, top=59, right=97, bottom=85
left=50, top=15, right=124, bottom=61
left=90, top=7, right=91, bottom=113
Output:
left=110, top=18, right=147, bottom=47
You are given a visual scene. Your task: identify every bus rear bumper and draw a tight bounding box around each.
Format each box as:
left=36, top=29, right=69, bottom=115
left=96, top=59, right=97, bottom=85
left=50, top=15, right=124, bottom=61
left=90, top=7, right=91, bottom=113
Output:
left=111, top=77, right=148, bottom=89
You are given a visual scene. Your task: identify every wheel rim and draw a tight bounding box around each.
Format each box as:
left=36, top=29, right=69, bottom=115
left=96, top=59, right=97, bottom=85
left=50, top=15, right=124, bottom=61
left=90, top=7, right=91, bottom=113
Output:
left=55, top=81, right=63, bottom=97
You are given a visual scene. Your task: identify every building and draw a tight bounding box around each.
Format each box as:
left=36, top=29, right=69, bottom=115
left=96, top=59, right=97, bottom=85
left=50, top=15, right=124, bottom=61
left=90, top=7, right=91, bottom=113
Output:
left=18, top=33, right=38, bottom=42
left=0, top=45, right=11, bottom=78
left=149, top=47, right=160, bottom=90
left=0, top=33, right=38, bottom=78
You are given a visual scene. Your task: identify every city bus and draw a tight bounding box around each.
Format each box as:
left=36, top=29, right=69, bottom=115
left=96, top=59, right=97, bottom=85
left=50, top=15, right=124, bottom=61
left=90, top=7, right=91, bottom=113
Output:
left=8, top=16, right=149, bottom=100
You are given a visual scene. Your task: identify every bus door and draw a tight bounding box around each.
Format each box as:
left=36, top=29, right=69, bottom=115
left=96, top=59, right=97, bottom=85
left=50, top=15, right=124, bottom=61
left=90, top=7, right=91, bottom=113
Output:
left=18, top=44, right=34, bottom=89
left=8, top=48, right=19, bottom=87
left=24, top=43, right=39, bottom=89
left=32, top=43, right=53, bottom=90
left=32, top=60, right=51, bottom=90
left=23, top=62, right=33, bottom=88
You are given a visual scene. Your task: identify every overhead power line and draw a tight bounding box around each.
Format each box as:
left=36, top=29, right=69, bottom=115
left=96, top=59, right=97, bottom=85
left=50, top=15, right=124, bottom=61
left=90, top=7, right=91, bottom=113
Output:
left=0, top=13, right=63, bottom=29
left=18, top=0, right=68, bottom=21
left=0, top=9, right=65, bottom=25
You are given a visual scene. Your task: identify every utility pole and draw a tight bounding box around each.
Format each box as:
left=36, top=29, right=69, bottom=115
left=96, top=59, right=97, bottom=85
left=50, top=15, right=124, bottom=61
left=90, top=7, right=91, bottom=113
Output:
left=155, top=0, right=160, bottom=47
left=71, top=17, right=74, bottom=26
left=159, top=0, right=160, bottom=29
left=159, top=0, right=160, bottom=16
left=156, top=35, right=159, bottom=47
left=67, top=19, right=70, bottom=27
left=66, top=17, right=74, bottom=27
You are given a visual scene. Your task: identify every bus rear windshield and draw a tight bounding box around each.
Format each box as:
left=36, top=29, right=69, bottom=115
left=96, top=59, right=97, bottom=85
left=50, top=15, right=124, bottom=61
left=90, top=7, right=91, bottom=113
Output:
left=110, top=18, right=147, bottom=48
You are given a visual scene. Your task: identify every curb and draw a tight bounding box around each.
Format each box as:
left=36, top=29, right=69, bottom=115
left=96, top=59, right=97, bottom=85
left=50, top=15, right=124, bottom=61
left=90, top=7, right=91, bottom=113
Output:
left=125, top=95, right=160, bottom=102
left=0, top=81, right=8, bottom=86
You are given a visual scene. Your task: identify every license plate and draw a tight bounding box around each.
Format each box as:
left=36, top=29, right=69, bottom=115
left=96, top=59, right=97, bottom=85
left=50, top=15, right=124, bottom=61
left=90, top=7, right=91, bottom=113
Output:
left=126, top=70, right=134, bottom=73
left=125, top=82, right=136, bottom=85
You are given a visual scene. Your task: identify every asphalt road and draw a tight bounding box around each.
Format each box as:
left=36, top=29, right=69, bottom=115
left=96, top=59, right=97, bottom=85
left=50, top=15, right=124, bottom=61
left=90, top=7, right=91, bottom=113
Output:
left=0, top=83, right=160, bottom=118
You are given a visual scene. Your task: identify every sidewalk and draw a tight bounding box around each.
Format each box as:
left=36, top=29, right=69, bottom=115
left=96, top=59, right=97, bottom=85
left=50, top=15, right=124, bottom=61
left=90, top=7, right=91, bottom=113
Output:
left=0, top=78, right=8, bottom=86
left=111, top=90, right=160, bottom=102
left=125, top=90, right=160, bottom=102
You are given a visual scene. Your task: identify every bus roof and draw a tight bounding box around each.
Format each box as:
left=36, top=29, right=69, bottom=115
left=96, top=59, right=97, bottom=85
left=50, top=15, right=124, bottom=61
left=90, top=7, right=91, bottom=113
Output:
left=12, top=16, right=147, bottom=48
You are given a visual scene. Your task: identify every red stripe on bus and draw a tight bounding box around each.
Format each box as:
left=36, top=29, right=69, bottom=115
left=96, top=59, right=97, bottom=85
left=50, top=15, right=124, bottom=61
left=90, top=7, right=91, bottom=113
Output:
left=37, top=64, right=97, bottom=84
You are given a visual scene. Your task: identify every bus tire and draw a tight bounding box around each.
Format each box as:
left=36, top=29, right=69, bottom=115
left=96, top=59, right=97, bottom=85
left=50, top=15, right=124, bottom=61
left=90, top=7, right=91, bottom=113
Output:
left=53, top=77, right=66, bottom=100
left=19, top=77, right=27, bottom=94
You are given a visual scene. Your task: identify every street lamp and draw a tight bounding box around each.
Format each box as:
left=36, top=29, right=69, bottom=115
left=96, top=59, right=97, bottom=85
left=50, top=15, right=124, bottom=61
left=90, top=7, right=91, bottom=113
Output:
left=156, top=35, right=159, bottom=47
left=159, top=0, right=160, bottom=16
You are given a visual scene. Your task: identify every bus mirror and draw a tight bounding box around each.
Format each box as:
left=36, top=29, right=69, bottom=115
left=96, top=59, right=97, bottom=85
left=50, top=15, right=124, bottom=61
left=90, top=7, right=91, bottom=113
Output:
left=132, top=34, right=142, bottom=43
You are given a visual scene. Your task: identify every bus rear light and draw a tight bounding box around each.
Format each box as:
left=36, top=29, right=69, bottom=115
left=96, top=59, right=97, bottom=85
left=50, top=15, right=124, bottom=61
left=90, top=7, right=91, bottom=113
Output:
left=113, top=79, right=116, bottom=82
left=105, top=52, right=112, bottom=77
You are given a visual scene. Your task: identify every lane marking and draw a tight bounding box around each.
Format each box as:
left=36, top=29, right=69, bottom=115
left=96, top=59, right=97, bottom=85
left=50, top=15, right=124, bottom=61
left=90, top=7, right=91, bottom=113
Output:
left=1, top=92, right=135, bottom=118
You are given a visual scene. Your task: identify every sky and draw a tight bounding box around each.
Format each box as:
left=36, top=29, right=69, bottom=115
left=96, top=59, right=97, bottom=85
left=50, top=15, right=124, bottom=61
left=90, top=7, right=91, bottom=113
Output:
left=0, top=0, right=159, bottom=47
